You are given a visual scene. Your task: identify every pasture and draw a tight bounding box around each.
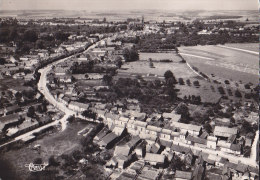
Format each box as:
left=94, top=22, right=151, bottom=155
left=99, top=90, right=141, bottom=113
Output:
left=179, top=44, right=258, bottom=85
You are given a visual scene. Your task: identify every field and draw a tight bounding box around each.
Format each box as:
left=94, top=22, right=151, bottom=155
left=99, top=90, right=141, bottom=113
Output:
left=178, top=43, right=258, bottom=85
left=2, top=121, right=95, bottom=179
left=0, top=77, right=28, bottom=91
left=224, top=43, right=259, bottom=52
left=118, top=53, right=222, bottom=103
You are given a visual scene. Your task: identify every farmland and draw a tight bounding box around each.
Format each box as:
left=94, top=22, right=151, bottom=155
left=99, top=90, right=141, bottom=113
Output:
left=178, top=43, right=258, bottom=85
left=224, top=43, right=259, bottom=52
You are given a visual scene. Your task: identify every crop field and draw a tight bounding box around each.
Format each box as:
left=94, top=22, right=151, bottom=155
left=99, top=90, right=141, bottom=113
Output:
left=224, top=43, right=258, bottom=52
left=179, top=44, right=258, bottom=85
left=3, top=121, right=94, bottom=179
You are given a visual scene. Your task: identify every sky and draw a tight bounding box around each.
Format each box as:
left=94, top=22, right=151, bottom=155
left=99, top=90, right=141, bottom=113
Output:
left=0, top=0, right=258, bottom=11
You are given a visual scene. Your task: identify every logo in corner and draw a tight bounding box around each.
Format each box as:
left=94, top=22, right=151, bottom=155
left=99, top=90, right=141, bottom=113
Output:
left=25, top=163, right=48, bottom=172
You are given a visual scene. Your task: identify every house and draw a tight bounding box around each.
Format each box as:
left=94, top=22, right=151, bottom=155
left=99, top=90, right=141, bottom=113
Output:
left=171, top=144, right=191, bottom=154
left=106, top=156, right=118, bottom=168
left=214, top=126, right=238, bottom=139
left=162, top=113, right=181, bottom=122
left=217, top=140, right=232, bottom=153
left=93, top=127, right=108, bottom=143
left=68, top=101, right=89, bottom=112
left=146, top=125, right=162, bottom=136
left=116, top=116, right=129, bottom=127
left=186, top=135, right=207, bottom=148
left=117, top=172, right=136, bottom=180
left=97, top=132, right=117, bottom=149
left=144, top=153, right=166, bottom=167
left=4, top=105, right=21, bottom=115
left=0, top=114, right=22, bottom=132
left=227, top=134, right=237, bottom=144
left=215, top=118, right=230, bottom=126
left=174, top=170, right=192, bottom=180
left=134, top=120, right=147, bottom=138
left=135, top=145, right=145, bottom=158
left=245, top=138, right=252, bottom=146
left=114, top=145, right=131, bottom=157
left=117, top=154, right=134, bottom=169
left=207, top=136, right=217, bottom=149
left=125, top=136, right=141, bottom=150
left=230, top=144, right=241, bottom=155
left=200, top=132, right=209, bottom=139
left=145, top=135, right=157, bottom=146
left=192, top=164, right=205, bottom=180
left=15, top=119, right=39, bottom=135
left=105, top=113, right=119, bottom=129
left=171, top=122, right=202, bottom=136
left=127, top=120, right=138, bottom=135
left=159, top=139, right=173, bottom=151
left=139, top=166, right=161, bottom=180
left=60, top=96, right=70, bottom=106
left=112, top=124, right=127, bottom=136
left=149, top=142, right=161, bottom=154
left=160, top=128, right=172, bottom=140
left=131, top=111, right=146, bottom=121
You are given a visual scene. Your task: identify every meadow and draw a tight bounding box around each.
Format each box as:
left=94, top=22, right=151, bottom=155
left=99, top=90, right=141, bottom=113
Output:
left=178, top=44, right=258, bottom=85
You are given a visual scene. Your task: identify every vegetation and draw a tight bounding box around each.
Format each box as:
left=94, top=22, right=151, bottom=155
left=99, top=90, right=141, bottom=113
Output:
left=122, top=47, right=139, bottom=62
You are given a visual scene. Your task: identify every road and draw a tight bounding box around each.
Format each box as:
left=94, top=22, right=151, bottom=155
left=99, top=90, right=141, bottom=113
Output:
left=173, top=140, right=258, bottom=167
left=0, top=38, right=107, bottom=149
left=250, top=130, right=259, bottom=163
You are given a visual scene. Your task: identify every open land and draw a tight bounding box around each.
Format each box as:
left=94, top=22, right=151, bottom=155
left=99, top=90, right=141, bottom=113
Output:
left=179, top=43, right=258, bottom=85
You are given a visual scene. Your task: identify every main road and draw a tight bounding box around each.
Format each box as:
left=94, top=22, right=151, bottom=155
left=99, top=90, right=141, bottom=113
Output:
left=0, top=36, right=110, bottom=148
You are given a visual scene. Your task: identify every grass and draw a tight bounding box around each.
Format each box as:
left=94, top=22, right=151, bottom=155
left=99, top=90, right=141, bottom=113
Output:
left=139, top=52, right=180, bottom=62
left=2, top=121, right=95, bottom=179
left=0, top=77, right=27, bottom=91
left=224, top=43, right=258, bottom=52
left=179, top=44, right=258, bottom=85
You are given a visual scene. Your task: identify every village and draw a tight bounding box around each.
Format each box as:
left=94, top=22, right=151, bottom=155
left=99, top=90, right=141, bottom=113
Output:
left=0, top=12, right=259, bottom=180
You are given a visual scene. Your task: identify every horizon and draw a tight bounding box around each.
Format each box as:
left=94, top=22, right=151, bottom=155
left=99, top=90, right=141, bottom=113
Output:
left=0, top=0, right=258, bottom=11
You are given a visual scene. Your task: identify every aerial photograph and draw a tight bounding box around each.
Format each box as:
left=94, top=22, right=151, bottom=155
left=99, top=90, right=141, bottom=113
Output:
left=0, top=0, right=258, bottom=179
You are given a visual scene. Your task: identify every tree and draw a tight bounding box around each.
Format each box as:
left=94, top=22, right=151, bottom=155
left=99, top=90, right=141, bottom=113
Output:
left=186, top=79, right=191, bottom=86
left=36, top=40, right=45, bottom=49
left=123, top=47, right=139, bottom=62
left=176, top=103, right=189, bottom=116
left=204, top=123, right=212, bottom=133
left=164, top=70, right=174, bottom=80
left=178, top=78, right=185, bottom=85
left=218, top=86, right=225, bottom=95
left=27, top=106, right=35, bottom=118
left=23, top=30, right=38, bottom=42
left=82, top=110, right=97, bottom=120
left=115, top=58, right=123, bottom=68
left=234, top=90, right=242, bottom=98
left=103, top=74, right=113, bottom=85
left=193, top=80, right=200, bottom=87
